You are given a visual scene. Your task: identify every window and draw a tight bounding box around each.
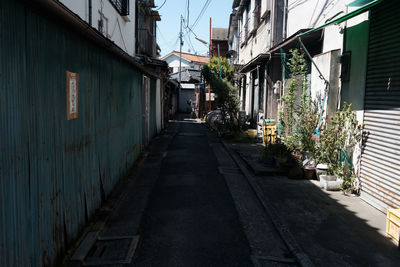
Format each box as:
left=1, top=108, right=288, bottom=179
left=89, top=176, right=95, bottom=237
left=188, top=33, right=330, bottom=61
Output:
left=109, top=0, right=129, bottom=16
left=253, top=0, right=261, bottom=30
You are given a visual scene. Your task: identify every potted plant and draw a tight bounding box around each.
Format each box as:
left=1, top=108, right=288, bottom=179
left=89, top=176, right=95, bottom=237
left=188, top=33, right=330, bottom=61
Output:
left=315, top=103, right=364, bottom=192
left=279, top=49, right=319, bottom=160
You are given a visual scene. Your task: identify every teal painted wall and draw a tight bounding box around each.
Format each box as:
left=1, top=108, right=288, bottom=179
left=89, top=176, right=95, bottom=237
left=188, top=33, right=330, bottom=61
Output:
left=150, top=79, right=157, bottom=137
left=341, top=20, right=370, bottom=111
left=0, top=1, right=157, bottom=266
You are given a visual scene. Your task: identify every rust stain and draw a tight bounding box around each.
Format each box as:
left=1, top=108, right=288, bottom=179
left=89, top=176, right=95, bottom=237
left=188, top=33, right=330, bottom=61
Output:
left=64, top=136, right=92, bottom=152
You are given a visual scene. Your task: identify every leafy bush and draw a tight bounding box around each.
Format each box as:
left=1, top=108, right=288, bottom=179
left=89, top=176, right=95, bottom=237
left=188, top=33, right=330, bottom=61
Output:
left=315, top=102, right=364, bottom=192
left=202, top=57, right=240, bottom=133
left=279, top=49, right=319, bottom=153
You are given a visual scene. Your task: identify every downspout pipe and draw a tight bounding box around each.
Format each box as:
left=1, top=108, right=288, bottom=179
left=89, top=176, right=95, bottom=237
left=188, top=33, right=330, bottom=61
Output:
left=88, top=0, right=92, bottom=26
left=22, top=0, right=161, bottom=79
left=298, top=36, right=329, bottom=136
left=298, top=37, right=329, bottom=87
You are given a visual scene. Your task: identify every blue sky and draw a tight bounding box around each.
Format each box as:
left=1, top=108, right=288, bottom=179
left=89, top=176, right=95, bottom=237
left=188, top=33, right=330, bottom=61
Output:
left=155, top=0, right=233, bottom=57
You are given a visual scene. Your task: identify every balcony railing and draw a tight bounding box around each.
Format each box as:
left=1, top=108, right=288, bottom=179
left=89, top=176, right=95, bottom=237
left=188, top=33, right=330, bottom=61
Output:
left=137, top=29, right=157, bottom=57
left=109, top=0, right=129, bottom=16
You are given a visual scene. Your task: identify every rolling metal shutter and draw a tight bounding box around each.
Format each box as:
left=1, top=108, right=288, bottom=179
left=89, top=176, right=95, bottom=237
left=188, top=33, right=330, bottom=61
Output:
left=360, top=1, right=400, bottom=211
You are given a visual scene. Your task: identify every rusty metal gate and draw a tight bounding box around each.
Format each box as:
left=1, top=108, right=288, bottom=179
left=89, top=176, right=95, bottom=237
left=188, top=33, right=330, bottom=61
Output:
left=360, top=1, right=400, bottom=212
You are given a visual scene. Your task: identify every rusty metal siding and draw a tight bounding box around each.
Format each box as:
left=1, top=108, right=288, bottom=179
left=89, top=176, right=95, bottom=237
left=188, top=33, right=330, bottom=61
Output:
left=360, top=1, right=400, bottom=212
left=1, top=1, right=144, bottom=266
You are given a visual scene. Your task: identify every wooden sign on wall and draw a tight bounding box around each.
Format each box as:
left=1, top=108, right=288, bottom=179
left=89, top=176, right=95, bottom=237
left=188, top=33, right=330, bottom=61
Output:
left=66, top=71, right=79, bottom=120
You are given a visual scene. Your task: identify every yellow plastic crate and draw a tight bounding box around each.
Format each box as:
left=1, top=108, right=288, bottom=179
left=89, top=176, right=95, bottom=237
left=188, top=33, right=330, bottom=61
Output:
left=386, top=208, right=400, bottom=245
left=247, top=129, right=258, bottom=139
left=262, top=124, right=277, bottom=145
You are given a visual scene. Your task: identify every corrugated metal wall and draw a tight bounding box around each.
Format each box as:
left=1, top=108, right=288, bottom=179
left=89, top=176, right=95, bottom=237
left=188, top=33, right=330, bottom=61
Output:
left=0, top=1, right=157, bottom=266
left=150, top=79, right=157, bottom=137
left=360, top=1, right=400, bottom=212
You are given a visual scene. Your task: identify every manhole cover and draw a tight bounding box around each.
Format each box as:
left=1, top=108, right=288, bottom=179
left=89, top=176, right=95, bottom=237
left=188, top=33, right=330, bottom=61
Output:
left=83, top=236, right=139, bottom=265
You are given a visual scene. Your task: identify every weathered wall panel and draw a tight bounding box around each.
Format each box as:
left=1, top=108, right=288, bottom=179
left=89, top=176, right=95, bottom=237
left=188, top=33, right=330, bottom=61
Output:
left=150, top=79, right=157, bottom=138
left=0, top=1, right=154, bottom=266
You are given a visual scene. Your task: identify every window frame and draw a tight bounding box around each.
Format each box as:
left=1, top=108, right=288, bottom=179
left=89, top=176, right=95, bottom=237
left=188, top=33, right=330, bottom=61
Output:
left=109, top=0, right=130, bottom=16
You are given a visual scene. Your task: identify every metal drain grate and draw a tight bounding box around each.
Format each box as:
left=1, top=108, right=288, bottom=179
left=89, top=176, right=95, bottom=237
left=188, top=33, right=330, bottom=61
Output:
left=252, top=255, right=297, bottom=266
left=83, top=235, right=139, bottom=266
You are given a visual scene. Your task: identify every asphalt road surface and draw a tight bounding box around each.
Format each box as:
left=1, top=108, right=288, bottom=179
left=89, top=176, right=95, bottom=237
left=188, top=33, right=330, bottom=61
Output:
left=132, top=116, right=253, bottom=266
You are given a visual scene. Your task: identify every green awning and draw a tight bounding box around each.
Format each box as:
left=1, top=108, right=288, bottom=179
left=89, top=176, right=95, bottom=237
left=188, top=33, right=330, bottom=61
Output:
left=300, top=0, right=382, bottom=36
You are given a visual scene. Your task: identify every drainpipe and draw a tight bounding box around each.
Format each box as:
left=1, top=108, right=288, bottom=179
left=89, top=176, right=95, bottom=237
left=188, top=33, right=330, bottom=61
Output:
left=88, top=0, right=92, bottom=26
left=283, top=0, right=288, bottom=39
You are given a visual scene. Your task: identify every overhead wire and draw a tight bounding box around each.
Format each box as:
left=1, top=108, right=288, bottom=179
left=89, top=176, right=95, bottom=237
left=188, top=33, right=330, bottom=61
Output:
left=184, top=29, right=196, bottom=53
left=190, top=0, right=212, bottom=30
left=155, top=0, right=167, bottom=11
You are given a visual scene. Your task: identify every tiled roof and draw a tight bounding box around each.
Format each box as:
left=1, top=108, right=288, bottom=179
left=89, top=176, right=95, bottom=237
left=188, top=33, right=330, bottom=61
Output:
left=170, top=69, right=201, bottom=82
left=170, top=51, right=209, bottom=64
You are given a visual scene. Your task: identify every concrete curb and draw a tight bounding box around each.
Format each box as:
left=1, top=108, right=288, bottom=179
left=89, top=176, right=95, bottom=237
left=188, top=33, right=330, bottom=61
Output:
left=221, top=140, right=315, bottom=267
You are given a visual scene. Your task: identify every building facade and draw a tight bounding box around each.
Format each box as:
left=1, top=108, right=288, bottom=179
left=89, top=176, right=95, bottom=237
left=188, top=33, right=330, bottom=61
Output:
left=229, top=0, right=400, bottom=212
left=0, top=0, right=167, bottom=266
left=210, top=28, right=229, bottom=59
left=161, top=51, right=209, bottom=73
left=161, top=51, right=209, bottom=113
left=60, top=0, right=136, bottom=55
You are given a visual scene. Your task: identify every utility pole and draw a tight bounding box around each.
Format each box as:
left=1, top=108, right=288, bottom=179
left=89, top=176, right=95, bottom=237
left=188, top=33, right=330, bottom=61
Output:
left=209, top=17, right=212, bottom=111
left=179, top=15, right=183, bottom=84
left=179, top=15, right=183, bottom=112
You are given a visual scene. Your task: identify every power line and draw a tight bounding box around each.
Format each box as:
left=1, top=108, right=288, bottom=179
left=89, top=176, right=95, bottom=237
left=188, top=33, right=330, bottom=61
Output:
left=190, top=0, right=212, bottom=30
left=185, top=29, right=197, bottom=53
left=183, top=31, right=196, bottom=53
left=155, top=0, right=167, bottom=11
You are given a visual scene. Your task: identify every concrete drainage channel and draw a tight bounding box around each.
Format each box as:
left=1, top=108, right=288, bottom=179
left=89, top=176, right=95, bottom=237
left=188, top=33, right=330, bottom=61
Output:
left=217, top=140, right=315, bottom=267
left=71, top=232, right=139, bottom=265
left=65, top=131, right=176, bottom=266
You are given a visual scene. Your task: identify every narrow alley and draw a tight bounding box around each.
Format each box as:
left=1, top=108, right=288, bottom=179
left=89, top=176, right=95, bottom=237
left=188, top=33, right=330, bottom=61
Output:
left=2, top=1, right=400, bottom=266
left=132, top=116, right=253, bottom=266
left=64, top=115, right=303, bottom=266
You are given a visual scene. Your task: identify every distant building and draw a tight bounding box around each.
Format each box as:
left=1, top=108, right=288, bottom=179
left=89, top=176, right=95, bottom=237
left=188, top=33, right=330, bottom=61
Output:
left=210, top=28, right=229, bottom=58
left=161, top=51, right=209, bottom=74
left=161, top=51, right=209, bottom=113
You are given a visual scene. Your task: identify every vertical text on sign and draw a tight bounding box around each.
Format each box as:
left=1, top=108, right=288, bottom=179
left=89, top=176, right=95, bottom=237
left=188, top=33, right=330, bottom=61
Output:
left=66, top=71, right=79, bottom=120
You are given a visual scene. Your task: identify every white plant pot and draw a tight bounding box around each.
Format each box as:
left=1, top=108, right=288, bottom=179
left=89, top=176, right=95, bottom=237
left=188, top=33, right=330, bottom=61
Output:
left=316, top=163, right=329, bottom=180
left=320, top=175, right=343, bottom=191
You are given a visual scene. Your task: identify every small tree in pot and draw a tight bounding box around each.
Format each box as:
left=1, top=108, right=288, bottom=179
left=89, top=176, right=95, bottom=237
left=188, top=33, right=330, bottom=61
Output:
left=315, top=102, right=364, bottom=192
left=279, top=49, right=319, bottom=156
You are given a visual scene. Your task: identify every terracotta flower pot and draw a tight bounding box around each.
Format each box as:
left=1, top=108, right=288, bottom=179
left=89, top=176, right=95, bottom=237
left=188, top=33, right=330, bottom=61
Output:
left=304, top=166, right=316, bottom=180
